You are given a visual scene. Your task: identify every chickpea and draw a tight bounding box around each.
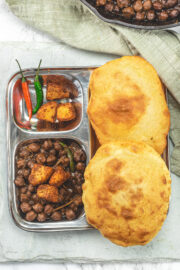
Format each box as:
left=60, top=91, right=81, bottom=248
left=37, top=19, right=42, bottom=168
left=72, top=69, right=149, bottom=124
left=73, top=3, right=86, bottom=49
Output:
left=164, top=0, right=177, bottom=8
left=37, top=213, right=47, bottom=222
left=96, top=0, right=106, bottom=6
left=153, top=1, right=163, bottom=10
left=51, top=212, right=62, bottom=221
left=25, top=211, right=37, bottom=222
left=33, top=203, right=44, bottom=213
left=122, top=7, right=135, bottom=19
left=136, top=11, right=145, bottom=20
left=105, top=3, right=114, bottom=12
left=117, top=0, right=130, bottom=8
left=20, top=202, right=31, bottom=213
left=36, top=153, right=46, bottom=164
left=146, top=10, right=156, bottom=20
left=28, top=143, right=40, bottom=153
left=169, top=8, right=179, bottom=18
left=143, top=0, right=152, bottom=10
left=158, top=10, right=168, bottom=20
left=133, top=0, right=143, bottom=12
left=65, top=209, right=76, bottom=221
left=14, top=176, right=25, bottom=187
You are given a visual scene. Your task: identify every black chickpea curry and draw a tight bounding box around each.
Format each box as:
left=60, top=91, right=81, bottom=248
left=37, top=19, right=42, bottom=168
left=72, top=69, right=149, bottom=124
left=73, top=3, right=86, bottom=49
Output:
left=93, top=0, right=180, bottom=23
left=14, top=139, right=86, bottom=222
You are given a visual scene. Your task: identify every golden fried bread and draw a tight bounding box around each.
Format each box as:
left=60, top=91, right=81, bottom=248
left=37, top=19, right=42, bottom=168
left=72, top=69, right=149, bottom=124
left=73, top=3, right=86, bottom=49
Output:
left=37, top=184, right=59, bottom=203
left=57, top=103, right=76, bottom=122
left=49, top=166, right=71, bottom=187
left=83, top=141, right=171, bottom=246
left=88, top=56, right=170, bottom=154
left=28, top=164, right=54, bottom=186
left=37, top=101, right=57, bottom=123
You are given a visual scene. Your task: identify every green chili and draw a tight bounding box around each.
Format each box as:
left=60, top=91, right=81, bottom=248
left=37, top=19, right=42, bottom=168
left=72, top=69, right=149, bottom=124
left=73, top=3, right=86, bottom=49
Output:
left=32, top=59, right=43, bottom=115
left=59, top=142, right=75, bottom=172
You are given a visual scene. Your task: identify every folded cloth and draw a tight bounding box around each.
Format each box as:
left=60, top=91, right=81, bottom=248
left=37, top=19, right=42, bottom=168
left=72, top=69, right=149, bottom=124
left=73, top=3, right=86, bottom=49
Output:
left=6, top=0, right=180, bottom=175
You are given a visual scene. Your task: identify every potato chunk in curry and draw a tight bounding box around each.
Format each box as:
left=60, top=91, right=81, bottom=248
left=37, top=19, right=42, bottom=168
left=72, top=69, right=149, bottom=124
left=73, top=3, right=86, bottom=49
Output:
left=46, top=75, right=78, bottom=100
left=28, top=164, right=54, bottom=186
left=49, top=166, right=71, bottom=187
left=46, top=82, right=70, bottom=100
left=37, top=101, right=57, bottom=123
left=57, top=103, right=76, bottom=122
left=37, top=184, right=59, bottom=203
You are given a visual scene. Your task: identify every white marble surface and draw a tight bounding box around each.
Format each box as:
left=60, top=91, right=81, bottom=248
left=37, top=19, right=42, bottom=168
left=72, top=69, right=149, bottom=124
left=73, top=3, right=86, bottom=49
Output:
left=1, top=0, right=180, bottom=269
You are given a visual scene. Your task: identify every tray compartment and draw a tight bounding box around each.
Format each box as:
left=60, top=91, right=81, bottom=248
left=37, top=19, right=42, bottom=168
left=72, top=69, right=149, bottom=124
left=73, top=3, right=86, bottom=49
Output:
left=12, top=70, right=84, bottom=133
left=11, top=136, right=90, bottom=232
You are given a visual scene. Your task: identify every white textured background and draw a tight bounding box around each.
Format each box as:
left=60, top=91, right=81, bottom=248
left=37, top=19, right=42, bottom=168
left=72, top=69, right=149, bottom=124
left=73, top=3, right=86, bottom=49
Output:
left=1, top=0, right=180, bottom=269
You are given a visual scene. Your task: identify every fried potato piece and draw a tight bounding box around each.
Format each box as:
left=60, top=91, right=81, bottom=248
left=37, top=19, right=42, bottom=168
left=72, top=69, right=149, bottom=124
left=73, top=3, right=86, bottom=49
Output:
left=37, top=184, right=59, bottom=203
left=28, top=164, right=54, bottom=186
left=46, top=82, right=70, bottom=100
left=37, top=101, right=57, bottom=123
left=49, top=166, right=71, bottom=187
left=46, top=75, right=78, bottom=100
left=57, top=103, right=76, bottom=122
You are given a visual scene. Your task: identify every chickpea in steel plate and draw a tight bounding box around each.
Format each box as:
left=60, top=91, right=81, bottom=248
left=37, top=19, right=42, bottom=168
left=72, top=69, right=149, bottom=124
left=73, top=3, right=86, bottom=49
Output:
left=14, top=139, right=86, bottom=222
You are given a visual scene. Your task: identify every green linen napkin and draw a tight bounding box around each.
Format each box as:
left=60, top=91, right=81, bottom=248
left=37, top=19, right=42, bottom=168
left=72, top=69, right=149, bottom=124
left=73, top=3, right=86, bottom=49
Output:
left=6, top=0, right=180, bottom=175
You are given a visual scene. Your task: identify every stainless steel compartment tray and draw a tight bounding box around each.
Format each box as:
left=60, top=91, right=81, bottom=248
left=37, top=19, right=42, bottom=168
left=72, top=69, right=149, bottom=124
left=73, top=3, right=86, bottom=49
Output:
left=6, top=67, right=96, bottom=232
left=6, top=66, right=170, bottom=233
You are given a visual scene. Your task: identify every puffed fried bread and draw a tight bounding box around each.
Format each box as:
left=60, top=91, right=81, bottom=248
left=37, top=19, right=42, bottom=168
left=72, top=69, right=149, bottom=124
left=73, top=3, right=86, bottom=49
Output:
left=87, top=56, right=170, bottom=154
left=83, top=141, right=171, bottom=246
